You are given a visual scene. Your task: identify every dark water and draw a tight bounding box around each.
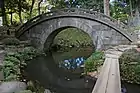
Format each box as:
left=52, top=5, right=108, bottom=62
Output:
left=122, top=82, right=140, bottom=93
left=25, top=47, right=96, bottom=93
left=52, top=47, right=93, bottom=74
left=24, top=46, right=140, bottom=93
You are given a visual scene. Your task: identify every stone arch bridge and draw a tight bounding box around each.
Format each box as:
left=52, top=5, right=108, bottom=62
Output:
left=16, top=8, right=137, bottom=51
left=15, top=8, right=138, bottom=93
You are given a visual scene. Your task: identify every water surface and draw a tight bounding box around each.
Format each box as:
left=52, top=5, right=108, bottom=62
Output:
left=25, top=47, right=96, bottom=93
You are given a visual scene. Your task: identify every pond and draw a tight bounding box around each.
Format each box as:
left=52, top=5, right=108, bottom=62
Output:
left=52, top=47, right=93, bottom=74
left=25, top=47, right=96, bottom=93
left=121, top=82, right=140, bottom=93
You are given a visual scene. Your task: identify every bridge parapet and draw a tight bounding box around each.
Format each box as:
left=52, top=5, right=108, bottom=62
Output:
left=17, top=8, right=127, bottom=30
left=16, top=8, right=136, bottom=42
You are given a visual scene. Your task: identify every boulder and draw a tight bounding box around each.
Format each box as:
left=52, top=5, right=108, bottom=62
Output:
left=44, top=89, right=51, bottom=93
left=17, top=90, right=33, bottom=93
left=0, top=81, right=27, bottom=93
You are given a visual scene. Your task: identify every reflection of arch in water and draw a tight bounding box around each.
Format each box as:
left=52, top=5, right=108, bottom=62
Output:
left=25, top=52, right=96, bottom=93
left=59, top=57, right=85, bottom=70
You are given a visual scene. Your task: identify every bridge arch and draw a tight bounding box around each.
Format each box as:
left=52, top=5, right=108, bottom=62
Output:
left=43, top=26, right=95, bottom=52
left=16, top=8, right=135, bottom=50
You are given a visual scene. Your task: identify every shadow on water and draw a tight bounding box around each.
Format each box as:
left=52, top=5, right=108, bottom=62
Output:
left=25, top=47, right=96, bottom=93
left=121, top=81, right=140, bottom=93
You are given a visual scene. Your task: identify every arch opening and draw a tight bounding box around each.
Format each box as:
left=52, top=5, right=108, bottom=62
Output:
left=25, top=26, right=98, bottom=93
left=44, top=27, right=95, bottom=77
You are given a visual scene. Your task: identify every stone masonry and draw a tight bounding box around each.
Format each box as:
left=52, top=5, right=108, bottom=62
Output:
left=16, top=8, right=136, bottom=51
left=19, top=17, right=130, bottom=51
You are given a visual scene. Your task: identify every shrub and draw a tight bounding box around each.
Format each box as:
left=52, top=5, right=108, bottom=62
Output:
left=119, top=48, right=140, bottom=84
left=84, top=51, right=104, bottom=73
left=2, top=38, right=20, bottom=45
left=1, top=47, right=45, bottom=92
left=2, top=47, right=44, bottom=81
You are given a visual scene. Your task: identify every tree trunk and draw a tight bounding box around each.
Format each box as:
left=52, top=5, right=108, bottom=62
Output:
left=129, top=0, right=133, bottom=17
left=18, top=0, right=23, bottom=24
left=10, top=12, right=13, bottom=25
left=29, top=0, right=35, bottom=18
left=137, top=0, right=140, bottom=11
left=135, top=7, right=139, bottom=19
left=1, top=0, right=7, bottom=25
left=103, top=0, right=110, bottom=16
left=38, top=0, right=43, bottom=15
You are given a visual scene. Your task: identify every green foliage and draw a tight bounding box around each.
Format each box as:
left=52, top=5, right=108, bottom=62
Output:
left=27, top=81, right=45, bottom=93
left=110, top=1, right=129, bottom=22
left=4, top=0, right=31, bottom=24
left=119, top=48, right=140, bottom=84
left=1, top=47, right=45, bottom=92
left=128, top=26, right=140, bottom=32
left=2, top=47, right=44, bottom=81
left=77, top=0, right=103, bottom=11
left=52, top=28, right=93, bottom=51
left=84, top=51, right=104, bottom=73
left=2, top=0, right=140, bottom=26
left=2, top=38, right=20, bottom=45
left=49, top=0, right=67, bottom=9
left=49, top=0, right=103, bottom=11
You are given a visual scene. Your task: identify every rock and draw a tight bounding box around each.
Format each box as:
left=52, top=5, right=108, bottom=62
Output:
left=44, top=89, right=51, bottom=93
left=87, top=71, right=98, bottom=78
left=17, top=90, right=33, bottom=93
left=0, top=45, right=4, bottom=50
left=0, top=50, right=5, bottom=81
left=0, top=81, right=27, bottom=93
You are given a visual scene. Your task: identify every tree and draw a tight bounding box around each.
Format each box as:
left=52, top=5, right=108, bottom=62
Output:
left=77, top=0, right=103, bottom=11
left=29, top=0, right=35, bottom=18
left=125, top=0, right=140, bottom=16
left=17, top=0, right=30, bottom=24
left=104, top=0, right=110, bottom=16
left=129, top=0, right=133, bottom=17
left=38, top=0, right=43, bottom=15
left=110, top=0, right=129, bottom=22
left=18, top=0, right=23, bottom=23
left=48, top=0, right=104, bottom=12
left=1, top=0, right=8, bottom=25
left=4, top=0, right=30, bottom=24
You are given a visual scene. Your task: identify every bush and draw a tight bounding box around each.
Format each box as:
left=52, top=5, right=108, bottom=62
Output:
left=1, top=47, right=45, bottom=93
left=84, top=51, right=104, bottom=73
left=119, top=48, right=140, bottom=84
left=2, top=47, right=44, bottom=81
left=2, top=38, right=20, bottom=45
